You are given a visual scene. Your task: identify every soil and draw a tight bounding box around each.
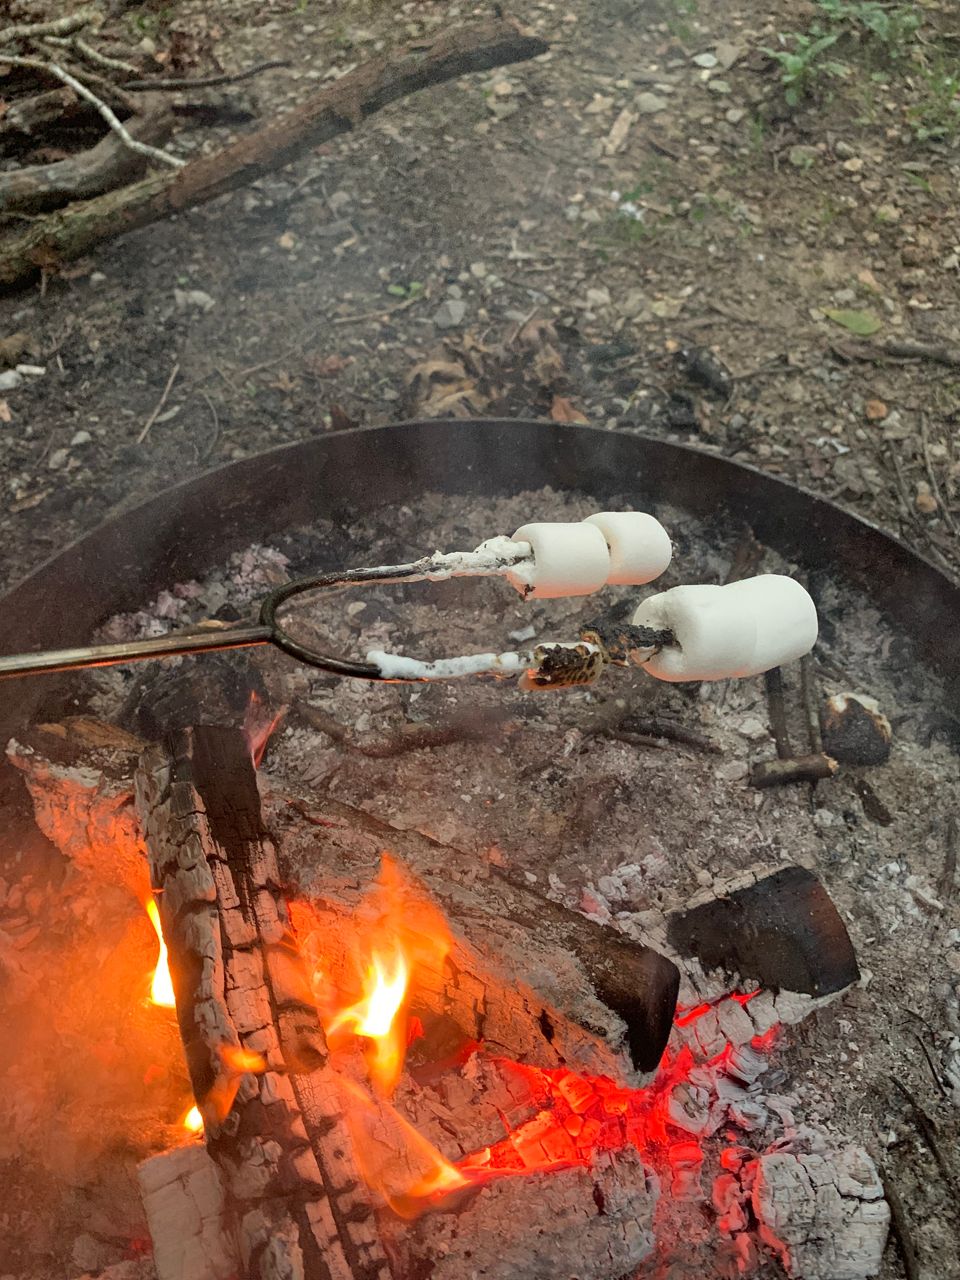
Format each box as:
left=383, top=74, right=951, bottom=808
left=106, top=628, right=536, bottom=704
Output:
left=1, top=0, right=959, bottom=1277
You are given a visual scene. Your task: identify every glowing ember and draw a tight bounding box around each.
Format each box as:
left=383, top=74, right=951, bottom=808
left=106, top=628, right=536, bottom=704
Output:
left=293, top=855, right=782, bottom=1220
left=145, top=898, right=175, bottom=1008
left=182, top=1104, right=203, bottom=1133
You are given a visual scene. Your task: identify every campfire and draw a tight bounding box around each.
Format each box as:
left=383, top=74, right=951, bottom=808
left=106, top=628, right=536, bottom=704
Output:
left=6, top=465, right=949, bottom=1280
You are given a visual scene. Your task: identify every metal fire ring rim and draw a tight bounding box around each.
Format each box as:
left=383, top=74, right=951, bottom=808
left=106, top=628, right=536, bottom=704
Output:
left=0, top=418, right=957, bottom=739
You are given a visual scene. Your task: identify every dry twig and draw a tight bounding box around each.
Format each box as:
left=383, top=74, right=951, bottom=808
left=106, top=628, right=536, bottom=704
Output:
left=0, top=55, right=183, bottom=168
left=879, top=1165, right=921, bottom=1280
left=137, top=361, right=180, bottom=443
left=125, top=59, right=290, bottom=91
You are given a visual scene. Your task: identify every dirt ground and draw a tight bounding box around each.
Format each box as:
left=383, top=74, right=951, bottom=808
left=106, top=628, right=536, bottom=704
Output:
left=0, top=0, right=959, bottom=1278
left=0, top=0, right=958, bottom=595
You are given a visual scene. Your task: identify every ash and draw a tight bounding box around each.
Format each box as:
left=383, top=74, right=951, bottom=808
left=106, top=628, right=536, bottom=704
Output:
left=85, top=484, right=960, bottom=1280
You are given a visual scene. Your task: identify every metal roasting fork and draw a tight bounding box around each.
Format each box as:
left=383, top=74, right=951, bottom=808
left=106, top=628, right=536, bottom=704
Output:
left=0, top=550, right=674, bottom=686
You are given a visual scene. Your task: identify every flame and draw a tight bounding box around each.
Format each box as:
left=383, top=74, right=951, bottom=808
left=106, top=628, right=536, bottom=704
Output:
left=204, top=1042, right=268, bottom=1122
left=145, top=898, right=176, bottom=1008
left=328, top=948, right=410, bottom=1095
left=299, top=853, right=452, bottom=1098
left=182, top=1105, right=203, bottom=1133
left=339, top=1078, right=469, bottom=1218
left=243, top=690, right=285, bottom=768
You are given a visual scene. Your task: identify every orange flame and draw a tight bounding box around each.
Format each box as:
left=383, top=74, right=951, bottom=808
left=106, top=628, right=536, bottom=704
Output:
left=328, top=948, right=410, bottom=1095
left=243, top=690, right=285, bottom=768
left=339, top=1078, right=469, bottom=1218
left=203, top=1042, right=268, bottom=1122
left=145, top=899, right=176, bottom=1008
left=301, top=853, right=452, bottom=1098
left=182, top=1105, right=203, bottom=1134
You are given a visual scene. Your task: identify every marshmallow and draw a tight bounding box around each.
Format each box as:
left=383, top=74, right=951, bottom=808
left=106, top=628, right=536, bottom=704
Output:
left=584, top=511, right=672, bottom=585
left=506, top=521, right=611, bottom=599
left=631, top=575, right=817, bottom=682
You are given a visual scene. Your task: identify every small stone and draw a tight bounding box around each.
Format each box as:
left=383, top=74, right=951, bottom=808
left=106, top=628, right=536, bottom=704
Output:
left=821, top=693, right=892, bottom=765
left=636, top=91, right=669, bottom=114
left=875, top=203, right=901, bottom=223
left=864, top=399, right=887, bottom=421
left=942, top=252, right=960, bottom=271
left=327, top=189, right=352, bottom=214
left=584, top=93, right=614, bottom=114
left=0, top=369, right=22, bottom=391
left=843, top=157, right=864, bottom=173
left=725, top=107, right=746, bottom=124
left=491, top=78, right=513, bottom=97
left=620, top=288, right=650, bottom=319
left=70, top=430, right=92, bottom=446
left=470, top=261, right=488, bottom=279
left=693, top=52, right=718, bottom=68
left=277, top=231, right=296, bottom=250
left=789, top=145, right=818, bottom=168
left=915, top=482, right=938, bottom=515
left=834, top=139, right=857, bottom=159
left=174, top=288, right=216, bottom=313
left=48, top=447, right=69, bottom=471
left=586, top=286, right=611, bottom=309
left=432, top=299, right=467, bottom=330
left=707, top=79, right=732, bottom=95
left=88, top=271, right=107, bottom=287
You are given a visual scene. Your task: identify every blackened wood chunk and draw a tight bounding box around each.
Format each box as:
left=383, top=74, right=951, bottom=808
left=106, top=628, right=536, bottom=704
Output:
left=125, top=653, right=267, bottom=739
left=821, top=693, right=892, bottom=767
left=666, top=866, right=859, bottom=997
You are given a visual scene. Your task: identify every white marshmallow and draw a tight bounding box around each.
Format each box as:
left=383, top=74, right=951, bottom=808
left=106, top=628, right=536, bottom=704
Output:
left=506, top=521, right=611, bottom=598
left=584, top=511, right=672, bottom=585
left=631, top=575, right=818, bottom=682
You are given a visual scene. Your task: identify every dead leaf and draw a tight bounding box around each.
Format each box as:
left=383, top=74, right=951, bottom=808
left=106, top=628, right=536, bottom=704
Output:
left=864, top=399, right=888, bottom=421
left=329, top=403, right=359, bottom=431
left=304, top=353, right=353, bottom=378
left=550, top=395, right=588, bottom=423
left=0, top=332, right=32, bottom=367
left=0, top=400, right=11, bottom=423
left=604, top=108, right=636, bottom=155
left=269, top=370, right=297, bottom=393
left=9, top=490, right=49, bottom=513
left=822, top=308, right=882, bottom=337
left=277, top=232, right=296, bottom=250
left=406, top=356, right=488, bottom=418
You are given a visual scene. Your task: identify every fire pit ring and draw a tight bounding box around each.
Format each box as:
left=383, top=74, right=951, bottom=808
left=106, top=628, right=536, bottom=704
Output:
left=1, top=417, right=958, bottom=740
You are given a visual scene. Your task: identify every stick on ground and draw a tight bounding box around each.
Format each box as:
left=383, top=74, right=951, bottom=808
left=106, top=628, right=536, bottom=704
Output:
left=0, top=17, right=548, bottom=289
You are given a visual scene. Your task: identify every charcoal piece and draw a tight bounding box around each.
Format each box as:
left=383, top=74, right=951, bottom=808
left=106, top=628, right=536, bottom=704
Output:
left=666, top=866, right=859, bottom=997
left=675, top=345, right=733, bottom=397
left=123, top=652, right=267, bottom=738
left=821, top=693, right=892, bottom=766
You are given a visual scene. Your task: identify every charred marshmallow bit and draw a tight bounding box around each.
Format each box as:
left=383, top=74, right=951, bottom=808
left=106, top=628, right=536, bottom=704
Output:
left=630, top=575, right=818, bottom=683
left=505, top=521, right=611, bottom=598
left=584, top=511, right=672, bottom=585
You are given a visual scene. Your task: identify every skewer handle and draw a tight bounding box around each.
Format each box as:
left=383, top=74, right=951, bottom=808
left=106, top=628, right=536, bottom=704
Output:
left=0, top=624, right=272, bottom=679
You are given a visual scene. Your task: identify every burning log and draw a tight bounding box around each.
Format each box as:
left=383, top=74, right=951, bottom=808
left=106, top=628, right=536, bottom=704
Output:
left=134, top=727, right=668, bottom=1280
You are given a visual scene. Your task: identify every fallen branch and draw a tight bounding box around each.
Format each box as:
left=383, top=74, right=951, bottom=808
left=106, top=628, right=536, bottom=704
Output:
left=0, top=56, right=183, bottom=169
left=879, top=1165, right=921, bottom=1280
left=0, top=16, right=548, bottom=288
left=832, top=338, right=960, bottom=369
left=0, top=99, right=175, bottom=214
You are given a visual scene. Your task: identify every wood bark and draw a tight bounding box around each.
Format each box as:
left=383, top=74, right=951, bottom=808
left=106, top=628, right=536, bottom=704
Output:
left=134, top=727, right=662, bottom=1280
left=0, top=99, right=175, bottom=214
left=0, top=17, right=548, bottom=288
